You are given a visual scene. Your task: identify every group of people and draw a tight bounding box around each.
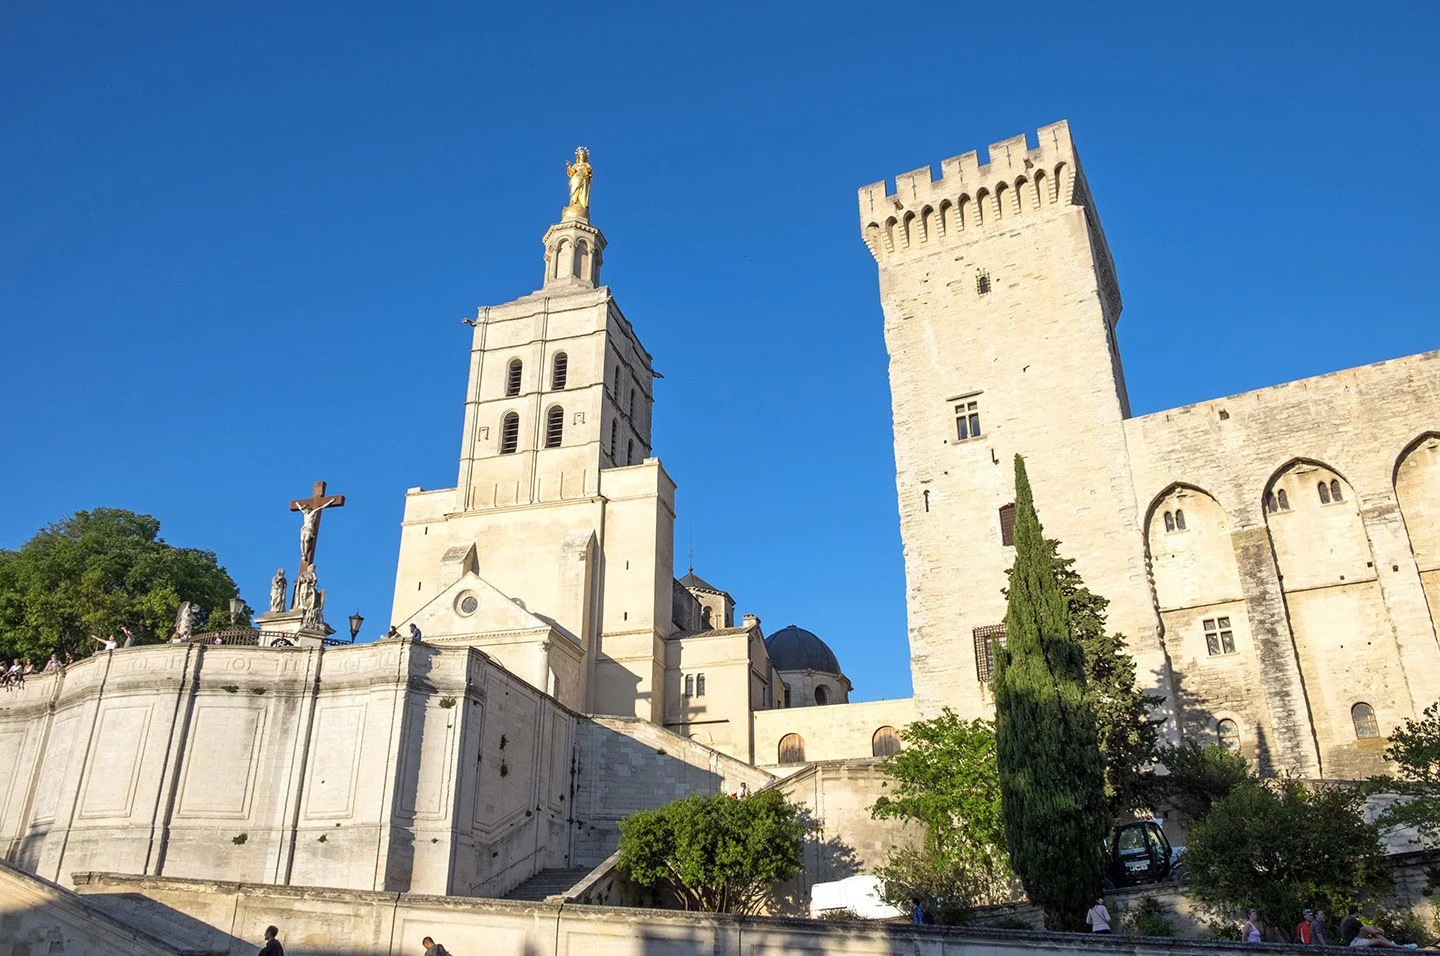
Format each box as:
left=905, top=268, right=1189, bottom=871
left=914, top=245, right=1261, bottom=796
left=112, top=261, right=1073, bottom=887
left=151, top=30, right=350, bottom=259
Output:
left=1238, top=905, right=1426, bottom=949
left=0, top=652, right=72, bottom=688
left=254, top=927, right=451, bottom=955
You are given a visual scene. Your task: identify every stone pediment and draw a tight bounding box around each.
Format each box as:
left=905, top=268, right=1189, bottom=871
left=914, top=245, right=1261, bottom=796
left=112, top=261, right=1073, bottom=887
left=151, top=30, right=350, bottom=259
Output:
left=404, top=567, right=554, bottom=639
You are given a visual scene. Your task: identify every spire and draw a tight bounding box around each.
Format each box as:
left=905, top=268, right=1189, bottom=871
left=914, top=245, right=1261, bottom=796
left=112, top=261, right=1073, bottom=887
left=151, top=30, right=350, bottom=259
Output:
left=541, top=146, right=605, bottom=291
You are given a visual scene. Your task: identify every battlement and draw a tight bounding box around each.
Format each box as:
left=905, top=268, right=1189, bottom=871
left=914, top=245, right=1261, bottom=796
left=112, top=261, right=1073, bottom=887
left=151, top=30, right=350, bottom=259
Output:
left=858, top=120, right=1085, bottom=260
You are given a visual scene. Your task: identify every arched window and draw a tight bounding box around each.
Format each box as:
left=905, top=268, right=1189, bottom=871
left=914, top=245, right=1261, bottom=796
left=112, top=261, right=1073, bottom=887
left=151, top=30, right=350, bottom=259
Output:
left=1276, top=488, right=1290, bottom=511
left=1175, top=509, right=1186, bottom=531
left=696, top=673, right=706, bottom=697
left=1318, top=481, right=1331, bottom=504
left=782, top=682, right=791, bottom=708
left=629, top=388, right=636, bottom=418
left=1330, top=479, right=1343, bottom=502
left=551, top=353, right=568, bottom=390
left=1164, top=511, right=1175, bottom=532
left=700, top=606, right=712, bottom=629
left=499, top=412, right=520, bottom=454
left=1265, top=491, right=1279, bottom=513
left=573, top=240, right=588, bottom=278
left=1352, top=702, right=1380, bottom=739
left=609, top=420, right=617, bottom=459
left=545, top=406, right=564, bottom=448
left=872, top=726, right=901, bottom=758
left=684, top=674, right=694, bottom=697
left=627, top=438, right=634, bottom=465
left=505, top=358, right=522, bottom=397
left=814, top=684, right=829, bottom=706
left=1216, top=718, right=1241, bottom=752
left=778, top=733, right=805, bottom=764
left=553, top=239, right=570, bottom=279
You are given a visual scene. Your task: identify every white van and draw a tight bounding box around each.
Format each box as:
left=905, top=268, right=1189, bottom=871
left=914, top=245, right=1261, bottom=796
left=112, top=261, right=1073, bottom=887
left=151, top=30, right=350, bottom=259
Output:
left=809, top=875, right=905, bottom=920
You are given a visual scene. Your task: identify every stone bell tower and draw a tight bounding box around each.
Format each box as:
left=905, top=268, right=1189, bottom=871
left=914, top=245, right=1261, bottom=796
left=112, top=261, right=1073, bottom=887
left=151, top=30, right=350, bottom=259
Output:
left=392, top=148, right=676, bottom=721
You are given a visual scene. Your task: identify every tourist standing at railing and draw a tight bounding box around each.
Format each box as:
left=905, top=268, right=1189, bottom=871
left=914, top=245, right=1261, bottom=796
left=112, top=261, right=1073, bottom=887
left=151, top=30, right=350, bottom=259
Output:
left=90, top=633, right=118, bottom=652
left=43, top=654, right=60, bottom=673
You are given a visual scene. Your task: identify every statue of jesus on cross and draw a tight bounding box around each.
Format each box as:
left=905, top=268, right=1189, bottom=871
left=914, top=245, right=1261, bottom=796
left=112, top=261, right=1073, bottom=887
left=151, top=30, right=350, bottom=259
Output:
left=289, top=480, right=346, bottom=571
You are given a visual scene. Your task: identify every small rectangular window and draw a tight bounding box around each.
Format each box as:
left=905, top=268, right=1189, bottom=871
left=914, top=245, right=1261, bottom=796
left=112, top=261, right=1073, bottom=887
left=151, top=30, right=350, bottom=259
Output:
left=1203, top=617, right=1236, bottom=656
left=998, top=503, right=1016, bottom=546
left=976, top=270, right=992, bottom=295
left=955, top=400, right=982, bottom=441
left=973, top=624, right=1006, bottom=682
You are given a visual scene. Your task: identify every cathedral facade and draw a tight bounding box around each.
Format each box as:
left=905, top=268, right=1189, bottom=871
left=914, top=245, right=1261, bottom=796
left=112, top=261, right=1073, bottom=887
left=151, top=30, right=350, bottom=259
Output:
left=860, top=120, right=1440, bottom=779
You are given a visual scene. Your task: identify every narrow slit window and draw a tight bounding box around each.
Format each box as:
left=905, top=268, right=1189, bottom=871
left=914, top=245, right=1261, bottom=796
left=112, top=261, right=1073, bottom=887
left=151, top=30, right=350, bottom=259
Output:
left=545, top=406, right=564, bottom=447
left=1174, top=509, right=1186, bottom=531
left=1203, top=617, right=1236, bottom=656
left=505, top=359, right=522, bottom=397
left=629, top=388, right=636, bottom=418
left=696, top=674, right=706, bottom=697
left=500, top=412, right=520, bottom=454
left=684, top=674, right=694, bottom=697
left=955, top=399, right=982, bottom=441
left=609, top=420, right=617, bottom=459
left=1164, top=511, right=1175, bottom=533
left=551, top=353, right=568, bottom=390
left=627, top=438, right=635, bottom=465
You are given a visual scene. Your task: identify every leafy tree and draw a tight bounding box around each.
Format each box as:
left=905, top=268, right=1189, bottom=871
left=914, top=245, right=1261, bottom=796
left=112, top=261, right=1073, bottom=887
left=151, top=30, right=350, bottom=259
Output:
left=617, top=789, right=810, bottom=913
left=871, top=710, right=1017, bottom=919
left=993, top=455, right=1109, bottom=930
left=1047, top=540, right=1166, bottom=818
left=0, top=508, right=246, bottom=660
left=1159, top=739, right=1252, bottom=825
left=1184, top=778, right=1390, bottom=936
left=1371, top=701, right=1440, bottom=844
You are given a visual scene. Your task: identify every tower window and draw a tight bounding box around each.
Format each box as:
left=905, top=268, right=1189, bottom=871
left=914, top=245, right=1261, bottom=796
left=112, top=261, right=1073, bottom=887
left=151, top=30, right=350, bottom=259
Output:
left=1216, top=718, right=1241, bottom=752
left=629, top=388, right=636, bottom=418
left=552, top=353, right=568, bottom=390
left=1318, top=481, right=1331, bottom=504
left=973, top=623, right=1006, bottom=682
left=998, top=503, right=1016, bottom=546
left=955, top=400, right=982, bottom=441
left=1203, top=617, right=1236, bottom=656
left=1330, top=479, right=1343, bottom=502
left=1265, top=489, right=1291, bottom=514
left=976, top=270, right=992, bottom=295
left=684, top=674, right=694, bottom=697
left=696, top=674, right=706, bottom=697
left=1352, top=702, right=1379, bottom=739
left=545, top=406, right=564, bottom=448
left=1174, top=509, right=1186, bottom=531
left=505, top=359, right=523, bottom=397
left=627, top=438, right=634, bottom=465
left=778, top=733, right=805, bottom=764
left=701, top=606, right=712, bottom=628
left=1164, top=511, right=1175, bottom=533
left=609, top=420, right=617, bottom=459
left=500, top=412, right=520, bottom=454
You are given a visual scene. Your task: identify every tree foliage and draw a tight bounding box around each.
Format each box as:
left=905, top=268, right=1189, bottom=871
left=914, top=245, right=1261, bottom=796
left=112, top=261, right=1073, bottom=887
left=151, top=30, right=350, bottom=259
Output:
left=617, top=789, right=809, bottom=914
left=1047, top=540, right=1166, bottom=818
left=0, top=508, right=246, bottom=660
left=1159, top=739, right=1252, bottom=825
left=1184, top=778, right=1390, bottom=934
left=1371, top=701, right=1440, bottom=845
left=993, top=455, right=1109, bottom=930
left=871, top=710, right=1017, bottom=918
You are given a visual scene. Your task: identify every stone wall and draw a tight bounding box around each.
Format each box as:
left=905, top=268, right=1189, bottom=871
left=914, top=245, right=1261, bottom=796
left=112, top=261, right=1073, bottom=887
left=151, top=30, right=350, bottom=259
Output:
left=753, top=698, right=916, bottom=767
left=0, top=859, right=188, bottom=955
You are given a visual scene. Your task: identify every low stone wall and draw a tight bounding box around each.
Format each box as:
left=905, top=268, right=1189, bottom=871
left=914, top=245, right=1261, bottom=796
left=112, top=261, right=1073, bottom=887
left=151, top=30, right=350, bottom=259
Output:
left=0, top=859, right=190, bottom=955
left=73, top=869, right=1336, bottom=956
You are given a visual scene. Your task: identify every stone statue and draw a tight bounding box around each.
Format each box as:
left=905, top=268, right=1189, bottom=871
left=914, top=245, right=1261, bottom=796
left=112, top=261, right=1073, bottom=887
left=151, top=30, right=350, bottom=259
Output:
left=566, top=147, right=592, bottom=210
left=174, top=602, right=198, bottom=640
left=293, top=566, right=317, bottom=615
left=269, top=568, right=288, bottom=613
left=301, top=587, right=326, bottom=630
left=298, top=507, right=321, bottom=568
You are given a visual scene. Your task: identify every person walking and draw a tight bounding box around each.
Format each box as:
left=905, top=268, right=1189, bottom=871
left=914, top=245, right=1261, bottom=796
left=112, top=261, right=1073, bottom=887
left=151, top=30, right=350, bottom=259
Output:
left=1311, top=909, right=1331, bottom=946
left=422, top=937, right=450, bottom=956
left=1241, top=909, right=1263, bottom=944
left=1342, top=906, right=1364, bottom=946
left=1086, top=896, right=1112, bottom=934
left=258, top=925, right=283, bottom=955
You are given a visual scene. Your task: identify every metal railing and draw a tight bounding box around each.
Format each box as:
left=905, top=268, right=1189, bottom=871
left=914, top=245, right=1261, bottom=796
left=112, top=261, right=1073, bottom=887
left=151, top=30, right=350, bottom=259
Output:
left=185, top=628, right=353, bottom=648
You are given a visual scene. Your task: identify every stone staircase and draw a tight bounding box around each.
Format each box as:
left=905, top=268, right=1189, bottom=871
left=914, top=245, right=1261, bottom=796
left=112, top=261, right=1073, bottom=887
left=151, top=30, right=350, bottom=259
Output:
left=502, top=866, right=593, bottom=901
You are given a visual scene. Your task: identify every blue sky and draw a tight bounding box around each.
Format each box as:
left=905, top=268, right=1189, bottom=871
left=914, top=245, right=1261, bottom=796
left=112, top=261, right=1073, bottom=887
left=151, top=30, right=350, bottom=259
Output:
left=3, top=3, right=1436, bottom=702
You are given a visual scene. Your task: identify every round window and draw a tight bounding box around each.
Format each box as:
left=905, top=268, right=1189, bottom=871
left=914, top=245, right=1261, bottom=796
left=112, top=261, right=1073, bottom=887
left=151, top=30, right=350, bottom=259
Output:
left=458, top=594, right=479, bottom=615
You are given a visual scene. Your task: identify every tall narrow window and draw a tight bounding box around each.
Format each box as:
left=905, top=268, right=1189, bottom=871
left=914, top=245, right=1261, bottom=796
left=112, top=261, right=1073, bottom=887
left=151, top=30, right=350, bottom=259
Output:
left=998, top=504, right=1016, bottom=546
left=782, top=682, right=791, bottom=708
left=684, top=674, right=694, bottom=697
left=696, top=674, right=706, bottom=697
left=500, top=412, right=520, bottom=454
left=1164, top=511, right=1175, bottom=533
left=955, top=399, right=982, bottom=441
left=700, top=606, right=712, bottom=629
left=609, top=420, right=617, bottom=459
left=1276, top=488, right=1290, bottom=511
left=976, top=270, right=992, bottom=295
left=778, top=733, right=805, bottom=764
left=1330, top=479, right=1343, bottom=502
left=1174, top=509, right=1186, bottom=530
left=1265, top=491, right=1279, bottom=513
left=629, top=388, right=636, bottom=418
left=1203, top=617, right=1236, bottom=656
left=1352, top=702, right=1379, bottom=739
left=1318, top=481, right=1331, bottom=504
left=973, top=623, right=1006, bottom=681
left=505, top=358, right=523, bottom=397
left=545, top=406, right=564, bottom=448
left=1216, top=718, right=1241, bottom=752
left=551, top=353, right=568, bottom=390
left=627, top=438, right=634, bottom=465
left=871, top=726, right=901, bottom=757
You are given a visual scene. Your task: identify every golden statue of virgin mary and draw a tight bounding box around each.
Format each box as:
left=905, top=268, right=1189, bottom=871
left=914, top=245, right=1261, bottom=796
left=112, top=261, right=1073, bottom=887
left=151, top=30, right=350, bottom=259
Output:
left=566, top=147, right=592, bottom=215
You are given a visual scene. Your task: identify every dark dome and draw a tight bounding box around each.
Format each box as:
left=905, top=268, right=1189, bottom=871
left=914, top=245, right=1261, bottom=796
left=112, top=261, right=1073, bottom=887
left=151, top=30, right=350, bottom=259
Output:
left=765, top=625, right=842, bottom=674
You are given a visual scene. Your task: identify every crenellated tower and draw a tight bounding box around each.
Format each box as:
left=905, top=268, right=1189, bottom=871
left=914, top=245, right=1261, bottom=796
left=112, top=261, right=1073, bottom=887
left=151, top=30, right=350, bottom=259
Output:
left=860, top=121, right=1171, bottom=723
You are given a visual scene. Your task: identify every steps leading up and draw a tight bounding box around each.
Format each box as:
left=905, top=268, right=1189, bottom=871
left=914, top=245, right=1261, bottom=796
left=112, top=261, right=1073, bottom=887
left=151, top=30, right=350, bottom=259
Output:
left=502, top=867, right=594, bottom=901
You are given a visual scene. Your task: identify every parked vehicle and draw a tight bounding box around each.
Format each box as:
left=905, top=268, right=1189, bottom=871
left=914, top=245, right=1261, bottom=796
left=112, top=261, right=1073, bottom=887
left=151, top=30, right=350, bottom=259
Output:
left=809, top=875, right=904, bottom=920
left=1106, top=819, right=1174, bottom=887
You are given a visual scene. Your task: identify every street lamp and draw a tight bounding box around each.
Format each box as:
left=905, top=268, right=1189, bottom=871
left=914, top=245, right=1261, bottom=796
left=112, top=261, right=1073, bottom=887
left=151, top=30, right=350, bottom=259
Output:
left=348, top=611, right=364, bottom=642
left=228, top=596, right=245, bottom=625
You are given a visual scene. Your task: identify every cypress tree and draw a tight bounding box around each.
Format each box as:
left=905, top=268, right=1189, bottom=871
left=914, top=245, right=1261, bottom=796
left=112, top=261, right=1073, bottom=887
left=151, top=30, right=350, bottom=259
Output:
left=993, top=455, right=1109, bottom=930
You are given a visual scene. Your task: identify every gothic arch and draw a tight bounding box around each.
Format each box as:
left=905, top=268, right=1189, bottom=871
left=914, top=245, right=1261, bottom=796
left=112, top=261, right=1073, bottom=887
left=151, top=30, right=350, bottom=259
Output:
left=553, top=238, right=571, bottom=279
left=901, top=211, right=916, bottom=248
left=864, top=222, right=882, bottom=256
left=956, top=195, right=972, bottom=231
left=994, top=182, right=1009, bottom=219
left=1395, top=432, right=1440, bottom=629
left=1034, top=169, right=1050, bottom=205
left=1144, top=483, right=1244, bottom=613
left=920, top=205, right=935, bottom=242
left=884, top=216, right=898, bottom=251
left=1393, top=431, right=1440, bottom=485
left=937, top=199, right=953, bottom=236
left=974, top=188, right=990, bottom=225
left=574, top=240, right=590, bottom=278
left=1053, top=162, right=1069, bottom=203
left=1013, top=175, right=1031, bottom=211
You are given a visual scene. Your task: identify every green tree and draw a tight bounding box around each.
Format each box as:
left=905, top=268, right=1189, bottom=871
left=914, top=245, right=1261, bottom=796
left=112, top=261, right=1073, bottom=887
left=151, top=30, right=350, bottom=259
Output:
left=871, top=710, right=1017, bottom=920
left=1371, top=701, right=1440, bottom=844
left=0, top=508, right=246, bottom=660
left=1159, top=739, right=1252, bottom=825
left=617, top=788, right=810, bottom=914
left=993, top=454, right=1109, bottom=930
left=1185, top=778, right=1390, bottom=935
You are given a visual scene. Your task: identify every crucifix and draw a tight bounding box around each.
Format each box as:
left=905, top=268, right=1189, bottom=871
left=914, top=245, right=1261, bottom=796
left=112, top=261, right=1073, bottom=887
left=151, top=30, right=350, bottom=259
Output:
left=290, top=480, right=346, bottom=572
